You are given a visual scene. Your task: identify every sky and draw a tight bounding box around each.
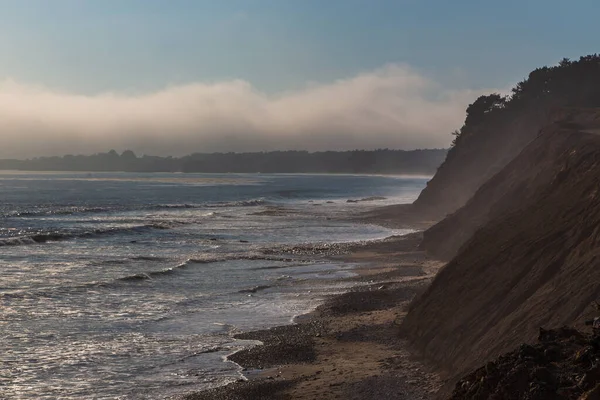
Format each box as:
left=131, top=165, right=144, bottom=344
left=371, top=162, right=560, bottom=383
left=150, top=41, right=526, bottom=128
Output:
left=0, top=0, right=598, bottom=158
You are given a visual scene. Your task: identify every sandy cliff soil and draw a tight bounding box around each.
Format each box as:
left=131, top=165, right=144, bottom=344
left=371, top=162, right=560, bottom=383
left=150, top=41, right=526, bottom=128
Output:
left=402, top=109, right=600, bottom=396
left=421, top=108, right=600, bottom=260
left=406, top=57, right=600, bottom=222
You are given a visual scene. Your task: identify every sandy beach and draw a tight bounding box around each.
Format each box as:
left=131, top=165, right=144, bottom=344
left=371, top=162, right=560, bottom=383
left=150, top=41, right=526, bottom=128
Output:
left=178, top=233, right=445, bottom=400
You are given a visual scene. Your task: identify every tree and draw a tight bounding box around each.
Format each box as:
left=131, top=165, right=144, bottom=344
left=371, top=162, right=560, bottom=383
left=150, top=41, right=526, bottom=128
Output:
left=451, top=129, right=462, bottom=147
left=465, top=94, right=506, bottom=126
left=121, top=150, right=137, bottom=160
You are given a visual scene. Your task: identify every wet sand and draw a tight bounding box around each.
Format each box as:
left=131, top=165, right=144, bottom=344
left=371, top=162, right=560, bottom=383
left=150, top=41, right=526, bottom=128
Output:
left=178, top=233, right=445, bottom=400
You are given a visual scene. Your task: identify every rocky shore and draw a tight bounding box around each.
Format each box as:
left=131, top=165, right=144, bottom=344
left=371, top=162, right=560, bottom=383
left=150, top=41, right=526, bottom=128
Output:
left=176, top=233, right=444, bottom=400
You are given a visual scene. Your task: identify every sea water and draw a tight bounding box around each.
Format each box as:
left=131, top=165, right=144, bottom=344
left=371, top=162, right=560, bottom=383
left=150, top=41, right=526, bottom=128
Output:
left=0, top=172, right=427, bottom=399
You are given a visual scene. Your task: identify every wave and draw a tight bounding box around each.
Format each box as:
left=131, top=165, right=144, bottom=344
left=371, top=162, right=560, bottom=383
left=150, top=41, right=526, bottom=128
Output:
left=130, top=255, right=168, bottom=261
left=5, top=198, right=269, bottom=221
left=238, top=285, right=271, bottom=294
left=346, top=196, right=387, bottom=203
left=114, top=254, right=303, bottom=284
left=0, top=280, right=105, bottom=300
left=206, top=199, right=268, bottom=208
left=6, top=206, right=113, bottom=218
left=155, top=199, right=268, bottom=210
left=90, top=255, right=169, bottom=267
left=249, top=263, right=306, bottom=271
left=116, top=254, right=297, bottom=282
left=0, top=222, right=180, bottom=247
left=117, top=262, right=189, bottom=282
left=0, top=260, right=191, bottom=299
left=186, top=253, right=296, bottom=264
left=0, top=250, right=315, bottom=301
left=155, top=203, right=203, bottom=209
left=0, top=236, right=39, bottom=246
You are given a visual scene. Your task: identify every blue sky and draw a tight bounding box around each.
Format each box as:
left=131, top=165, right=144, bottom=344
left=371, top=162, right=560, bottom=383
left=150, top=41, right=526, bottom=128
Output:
left=0, top=0, right=597, bottom=157
left=0, top=0, right=597, bottom=93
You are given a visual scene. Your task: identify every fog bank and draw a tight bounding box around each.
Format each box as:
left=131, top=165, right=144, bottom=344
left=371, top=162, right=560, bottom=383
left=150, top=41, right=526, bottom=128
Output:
left=0, top=64, right=492, bottom=158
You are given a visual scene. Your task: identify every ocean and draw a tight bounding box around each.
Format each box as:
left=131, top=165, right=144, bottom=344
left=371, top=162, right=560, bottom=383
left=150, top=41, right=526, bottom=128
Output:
left=0, top=172, right=427, bottom=399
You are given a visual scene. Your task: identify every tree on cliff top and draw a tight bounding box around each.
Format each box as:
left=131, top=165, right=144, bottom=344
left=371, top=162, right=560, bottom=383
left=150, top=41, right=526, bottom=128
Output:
left=451, top=54, right=600, bottom=147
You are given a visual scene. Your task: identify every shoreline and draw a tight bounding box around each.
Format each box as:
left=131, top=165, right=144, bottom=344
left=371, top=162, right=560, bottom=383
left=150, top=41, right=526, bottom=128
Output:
left=178, top=232, right=445, bottom=400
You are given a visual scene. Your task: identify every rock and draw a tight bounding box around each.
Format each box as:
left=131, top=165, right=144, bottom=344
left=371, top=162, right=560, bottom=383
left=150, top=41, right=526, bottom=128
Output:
left=450, top=329, right=600, bottom=399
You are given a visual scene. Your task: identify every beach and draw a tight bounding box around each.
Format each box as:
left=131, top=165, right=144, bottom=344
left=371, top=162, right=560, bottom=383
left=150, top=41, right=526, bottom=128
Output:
left=179, top=232, right=445, bottom=400
left=0, top=172, right=431, bottom=399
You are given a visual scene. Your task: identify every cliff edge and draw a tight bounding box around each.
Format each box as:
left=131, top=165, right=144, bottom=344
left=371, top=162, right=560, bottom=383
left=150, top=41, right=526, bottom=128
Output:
left=400, top=56, right=600, bottom=223
left=402, top=108, right=600, bottom=395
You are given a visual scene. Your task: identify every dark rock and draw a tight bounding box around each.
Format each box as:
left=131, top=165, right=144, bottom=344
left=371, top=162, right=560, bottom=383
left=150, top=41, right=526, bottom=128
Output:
left=450, top=329, right=600, bottom=400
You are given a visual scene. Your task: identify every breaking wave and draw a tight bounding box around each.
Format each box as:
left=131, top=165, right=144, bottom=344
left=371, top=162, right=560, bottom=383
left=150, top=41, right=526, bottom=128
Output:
left=155, top=199, right=267, bottom=210
left=4, top=198, right=268, bottom=219
left=114, top=254, right=302, bottom=284
left=238, top=285, right=272, bottom=294
left=206, top=199, right=268, bottom=208
left=6, top=206, right=113, bottom=218
left=0, top=222, right=180, bottom=247
left=117, top=262, right=190, bottom=282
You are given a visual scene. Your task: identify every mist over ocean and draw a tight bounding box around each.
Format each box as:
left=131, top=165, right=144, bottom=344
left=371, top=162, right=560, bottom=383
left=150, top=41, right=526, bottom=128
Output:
left=0, top=172, right=426, bottom=399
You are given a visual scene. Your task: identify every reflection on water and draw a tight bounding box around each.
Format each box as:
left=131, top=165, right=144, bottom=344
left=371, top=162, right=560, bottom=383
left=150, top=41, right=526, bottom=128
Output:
left=0, top=172, right=427, bottom=399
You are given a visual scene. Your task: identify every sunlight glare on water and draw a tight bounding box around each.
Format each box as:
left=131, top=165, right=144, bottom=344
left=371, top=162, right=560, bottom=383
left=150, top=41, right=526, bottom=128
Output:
left=0, top=172, right=427, bottom=399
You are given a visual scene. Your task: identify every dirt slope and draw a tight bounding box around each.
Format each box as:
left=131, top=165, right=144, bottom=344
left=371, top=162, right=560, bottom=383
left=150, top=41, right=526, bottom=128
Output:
left=401, top=109, right=600, bottom=394
left=404, top=56, right=600, bottom=222
left=421, top=108, right=600, bottom=260
left=411, top=113, right=543, bottom=220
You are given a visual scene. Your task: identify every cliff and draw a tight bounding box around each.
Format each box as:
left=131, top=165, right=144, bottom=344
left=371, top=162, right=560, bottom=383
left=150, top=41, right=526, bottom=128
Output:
left=401, top=109, right=600, bottom=394
left=401, top=55, right=600, bottom=222
left=421, top=108, right=600, bottom=260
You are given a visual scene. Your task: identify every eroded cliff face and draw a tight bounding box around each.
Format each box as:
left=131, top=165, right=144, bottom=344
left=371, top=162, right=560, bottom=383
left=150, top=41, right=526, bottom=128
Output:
left=412, top=113, right=544, bottom=220
left=421, top=108, right=600, bottom=260
left=409, top=56, right=600, bottom=222
left=402, top=110, right=600, bottom=392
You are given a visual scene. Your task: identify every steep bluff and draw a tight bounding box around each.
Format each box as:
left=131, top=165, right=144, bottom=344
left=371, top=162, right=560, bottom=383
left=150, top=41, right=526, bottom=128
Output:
left=404, top=55, right=600, bottom=222
left=421, top=108, right=600, bottom=260
left=401, top=110, right=600, bottom=392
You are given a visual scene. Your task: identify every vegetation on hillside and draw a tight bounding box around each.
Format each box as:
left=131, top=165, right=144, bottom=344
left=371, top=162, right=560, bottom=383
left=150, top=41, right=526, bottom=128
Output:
left=451, top=55, right=600, bottom=149
left=413, top=54, right=600, bottom=218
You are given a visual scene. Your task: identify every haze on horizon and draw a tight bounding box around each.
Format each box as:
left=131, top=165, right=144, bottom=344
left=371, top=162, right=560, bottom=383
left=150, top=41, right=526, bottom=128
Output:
left=0, top=0, right=597, bottom=159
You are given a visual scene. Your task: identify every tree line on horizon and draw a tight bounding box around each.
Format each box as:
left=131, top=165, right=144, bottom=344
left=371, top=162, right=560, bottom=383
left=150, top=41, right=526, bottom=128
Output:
left=0, top=148, right=447, bottom=175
